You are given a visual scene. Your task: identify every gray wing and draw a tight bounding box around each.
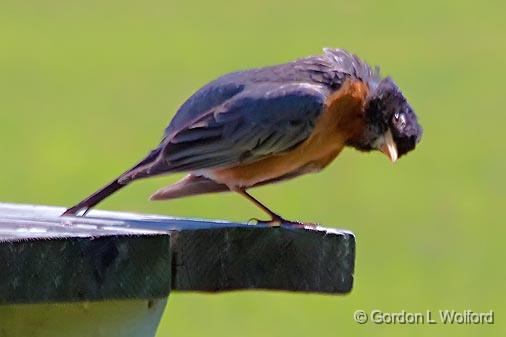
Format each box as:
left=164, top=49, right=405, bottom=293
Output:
left=161, top=82, right=330, bottom=171
left=120, top=81, right=330, bottom=182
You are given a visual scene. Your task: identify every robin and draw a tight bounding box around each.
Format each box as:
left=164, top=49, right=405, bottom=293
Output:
left=62, top=48, right=422, bottom=225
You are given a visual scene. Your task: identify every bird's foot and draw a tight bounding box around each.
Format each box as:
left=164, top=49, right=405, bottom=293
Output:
left=247, top=216, right=316, bottom=229
left=281, top=219, right=318, bottom=229
left=247, top=217, right=281, bottom=227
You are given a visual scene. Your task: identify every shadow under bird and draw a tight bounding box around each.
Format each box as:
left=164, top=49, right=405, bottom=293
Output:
left=63, top=48, right=422, bottom=225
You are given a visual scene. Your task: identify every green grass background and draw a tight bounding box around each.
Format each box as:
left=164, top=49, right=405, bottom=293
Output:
left=1, top=0, right=504, bottom=336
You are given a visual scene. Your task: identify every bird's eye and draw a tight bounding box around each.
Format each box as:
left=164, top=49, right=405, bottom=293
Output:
left=392, top=112, right=407, bottom=130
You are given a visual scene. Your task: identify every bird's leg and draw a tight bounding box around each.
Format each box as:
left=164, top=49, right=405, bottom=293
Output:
left=235, top=189, right=307, bottom=228
left=235, top=189, right=283, bottom=226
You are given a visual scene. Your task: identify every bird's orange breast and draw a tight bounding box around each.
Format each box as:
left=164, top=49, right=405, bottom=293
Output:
left=210, top=79, right=369, bottom=188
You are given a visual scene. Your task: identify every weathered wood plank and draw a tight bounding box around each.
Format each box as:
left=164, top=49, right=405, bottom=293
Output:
left=0, top=234, right=171, bottom=304
left=0, top=202, right=355, bottom=305
left=170, top=225, right=355, bottom=293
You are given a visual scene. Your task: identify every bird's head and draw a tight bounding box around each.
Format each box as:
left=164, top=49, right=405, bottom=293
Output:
left=348, top=77, right=422, bottom=162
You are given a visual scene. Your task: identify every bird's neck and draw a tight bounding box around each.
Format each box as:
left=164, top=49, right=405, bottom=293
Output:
left=325, top=78, right=369, bottom=143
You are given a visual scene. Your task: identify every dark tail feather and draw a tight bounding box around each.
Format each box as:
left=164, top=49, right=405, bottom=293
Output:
left=61, top=148, right=161, bottom=217
left=61, top=179, right=126, bottom=216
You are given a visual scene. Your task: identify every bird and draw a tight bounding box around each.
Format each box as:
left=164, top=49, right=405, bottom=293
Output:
left=62, top=48, right=422, bottom=225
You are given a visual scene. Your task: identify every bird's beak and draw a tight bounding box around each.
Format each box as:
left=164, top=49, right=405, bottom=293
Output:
left=380, top=129, right=398, bottom=163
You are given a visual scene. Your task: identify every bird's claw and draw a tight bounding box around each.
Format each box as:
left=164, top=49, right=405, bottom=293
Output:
left=247, top=217, right=281, bottom=227
left=247, top=217, right=316, bottom=229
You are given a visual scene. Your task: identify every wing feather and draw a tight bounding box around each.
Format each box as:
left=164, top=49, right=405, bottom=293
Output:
left=159, top=82, right=329, bottom=172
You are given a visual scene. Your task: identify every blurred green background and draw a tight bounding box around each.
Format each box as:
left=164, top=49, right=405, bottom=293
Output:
left=1, top=0, right=504, bottom=336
